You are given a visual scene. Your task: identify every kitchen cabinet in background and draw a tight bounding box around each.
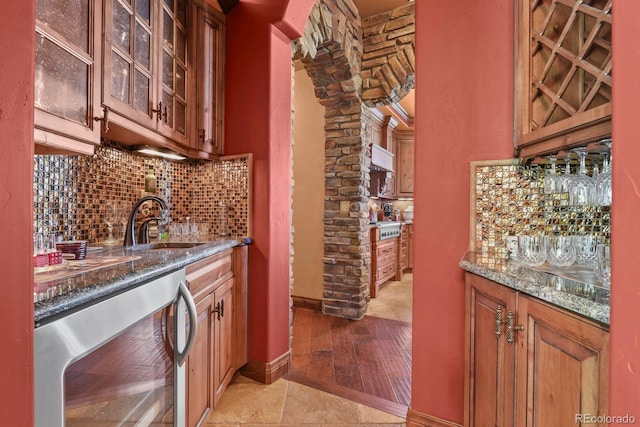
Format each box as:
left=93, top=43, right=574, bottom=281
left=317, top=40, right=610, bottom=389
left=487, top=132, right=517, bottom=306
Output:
left=407, top=223, right=413, bottom=269
left=514, top=0, right=612, bottom=158
left=395, top=131, right=414, bottom=198
left=370, top=227, right=397, bottom=298
left=34, top=0, right=103, bottom=155
left=395, top=223, right=409, bottom=279
left=464, top=273, right=609, bottom=426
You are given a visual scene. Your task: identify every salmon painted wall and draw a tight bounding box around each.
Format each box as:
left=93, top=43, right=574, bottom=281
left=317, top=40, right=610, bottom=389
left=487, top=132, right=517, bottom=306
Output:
left=224, top=0, right=314, bottom=362
left=0, top=1, right=35, bottom=424
left=412, top=1, right=514, bottom=422
left=610, top=0, right=640, bottom=415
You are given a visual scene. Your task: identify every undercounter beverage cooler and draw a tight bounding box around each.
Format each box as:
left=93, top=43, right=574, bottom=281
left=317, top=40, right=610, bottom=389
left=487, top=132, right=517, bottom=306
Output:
left=34, top=269, right=196, bottom=427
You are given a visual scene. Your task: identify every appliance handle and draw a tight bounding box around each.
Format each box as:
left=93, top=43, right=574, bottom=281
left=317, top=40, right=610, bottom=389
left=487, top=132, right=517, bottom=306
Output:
left=175, top=280, right=197, bottom=367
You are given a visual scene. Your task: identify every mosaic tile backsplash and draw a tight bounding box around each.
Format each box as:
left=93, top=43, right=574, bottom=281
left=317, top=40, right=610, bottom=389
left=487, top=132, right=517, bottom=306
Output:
left=474, top=163, right=610, bottom=260
left=34, top=142, right=250, bottom=243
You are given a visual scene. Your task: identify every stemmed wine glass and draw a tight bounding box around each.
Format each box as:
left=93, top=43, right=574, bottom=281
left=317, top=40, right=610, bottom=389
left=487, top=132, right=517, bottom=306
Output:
left=557, top=153, right=573, bottom=195
left=595, top=139, right=612, bottom=206
left=118, top=201, right=130, bottom=240
left=569, top=149, right=596, bottom=206
left=544, top=155, right=559, bottom=194
left=104, top=202, right=119, bottom=244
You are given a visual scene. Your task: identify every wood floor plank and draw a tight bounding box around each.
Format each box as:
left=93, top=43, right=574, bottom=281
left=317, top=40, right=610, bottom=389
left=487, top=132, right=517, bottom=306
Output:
left=291, top=307, right=412, bottom=410
left=334, top=365, right=365, bottom=392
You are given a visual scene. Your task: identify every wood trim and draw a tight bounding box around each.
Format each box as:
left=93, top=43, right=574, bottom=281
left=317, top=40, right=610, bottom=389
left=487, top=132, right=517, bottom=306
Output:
left=468, top=159, right=519, bottom=252
left=387, top=103, right=414, bottom=129
left=291, top=296, right=323, bottom=311
left=286, top=372, right=409, bottom=418
left=406, top=408, right=462, bottom=427
left=232, top=245, right=249, bottom=369
left=239, top=350, right=291, bottom=384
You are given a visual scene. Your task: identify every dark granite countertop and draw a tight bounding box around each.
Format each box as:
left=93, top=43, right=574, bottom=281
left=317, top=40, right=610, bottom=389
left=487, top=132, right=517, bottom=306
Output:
left=459, top=252, right=610, bottom=326
left=34, top=238, right=240, bottom=327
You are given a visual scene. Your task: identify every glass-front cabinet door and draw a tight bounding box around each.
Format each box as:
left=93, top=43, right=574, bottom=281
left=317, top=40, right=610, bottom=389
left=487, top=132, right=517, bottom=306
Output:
left=34, top=0, right=102, bottom=154
left=157, top=0, right=189, bottom=145
left=103, top=0, right=189, bottom=146
left=103, top=0, right=157, bottom=129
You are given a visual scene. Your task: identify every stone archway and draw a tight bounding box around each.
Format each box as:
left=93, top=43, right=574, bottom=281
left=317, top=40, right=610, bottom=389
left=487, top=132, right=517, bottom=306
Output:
left=293, top=0, right=415, bottom=320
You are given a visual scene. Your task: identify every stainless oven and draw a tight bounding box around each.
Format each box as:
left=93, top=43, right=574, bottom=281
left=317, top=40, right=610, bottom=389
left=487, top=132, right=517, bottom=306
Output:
left=34, top=269, right=197, bottom=427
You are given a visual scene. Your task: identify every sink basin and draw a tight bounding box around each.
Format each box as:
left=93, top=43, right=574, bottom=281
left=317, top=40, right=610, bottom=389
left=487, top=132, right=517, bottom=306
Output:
left=130, top=242, right=207, bottom=250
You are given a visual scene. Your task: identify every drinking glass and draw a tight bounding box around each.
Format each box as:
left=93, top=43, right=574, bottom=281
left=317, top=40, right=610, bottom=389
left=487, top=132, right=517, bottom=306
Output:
left=546, top=235, right=576, bottom=266
left=104, top=202, right=119, bottom=244
left=517, top=235, right=547, bottom=266
left=557, top=153, right=573, bottom=195
left=573, top=234, right=599, bottom=266
left=118, top=201, right=130, bottom=239
left=569, top=149, right=595, bottom=206
left=596, top=151, right=612, bottom=206
left=596, top=244, right=611, bottom=288
left=544, top=155, right=559, bottom=194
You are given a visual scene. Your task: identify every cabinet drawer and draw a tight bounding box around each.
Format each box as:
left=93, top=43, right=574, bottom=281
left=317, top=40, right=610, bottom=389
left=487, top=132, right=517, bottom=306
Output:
left=377, top=241, right=396, bottom=257
left=186, top=249, right=233, bottom=299
left=378, top=262, right=396, bottom=282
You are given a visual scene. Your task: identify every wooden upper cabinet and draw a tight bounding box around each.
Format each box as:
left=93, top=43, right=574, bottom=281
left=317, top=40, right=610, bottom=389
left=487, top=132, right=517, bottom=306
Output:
left=192, top=2, right=225, bottom=155
left=34, top=0, right=103, bottom=155
left=103, top=0, right=190, bottom=147
left=515, top=0, right=612, bottom=158
left=395, top=131, right=414, bottom=198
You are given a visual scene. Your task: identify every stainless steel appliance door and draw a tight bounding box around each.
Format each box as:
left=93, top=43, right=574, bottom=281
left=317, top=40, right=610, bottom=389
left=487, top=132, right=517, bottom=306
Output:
left=34, top=268, right=194, bottom=427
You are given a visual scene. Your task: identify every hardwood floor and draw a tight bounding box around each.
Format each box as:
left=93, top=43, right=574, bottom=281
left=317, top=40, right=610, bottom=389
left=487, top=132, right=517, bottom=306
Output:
left=288, top=305, right=412, bottom=417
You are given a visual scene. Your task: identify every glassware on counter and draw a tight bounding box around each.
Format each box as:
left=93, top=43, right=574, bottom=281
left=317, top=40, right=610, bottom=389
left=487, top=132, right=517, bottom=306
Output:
left=517, top=234, right=547, bottom=266
left=596, top=244, right=611, bottom=288
left=546, top=235, right=576, bottom=267
left=573, top=234, right=600, bottom=266
left=103, top=201, right=119, bottom=245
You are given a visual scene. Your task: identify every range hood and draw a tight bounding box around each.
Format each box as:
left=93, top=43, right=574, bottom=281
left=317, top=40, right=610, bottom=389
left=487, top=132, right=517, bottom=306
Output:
left=370, top=144, right=394, bottom=172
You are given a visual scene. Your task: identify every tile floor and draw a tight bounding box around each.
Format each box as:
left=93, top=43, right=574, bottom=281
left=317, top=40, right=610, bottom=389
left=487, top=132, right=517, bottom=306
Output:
left=205, top=273, right=413, bottom=426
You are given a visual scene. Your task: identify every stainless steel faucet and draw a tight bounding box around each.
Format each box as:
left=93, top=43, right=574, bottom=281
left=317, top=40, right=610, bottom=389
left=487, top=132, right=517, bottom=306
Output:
left=124, top=196, right=169, bottom=246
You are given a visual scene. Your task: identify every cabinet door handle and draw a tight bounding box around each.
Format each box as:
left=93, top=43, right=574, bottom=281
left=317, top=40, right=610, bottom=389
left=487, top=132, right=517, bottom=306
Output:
left=496, top=305, right=503, bottom=339
left=506, top=310, right=524, bottom=344
left=162, top=104, right=168, bottom=123
left=152, top=102, right=163, bottom=122
left=93, top=106, right=110, bottom=133
left=213, top=299, right=224, bottom=320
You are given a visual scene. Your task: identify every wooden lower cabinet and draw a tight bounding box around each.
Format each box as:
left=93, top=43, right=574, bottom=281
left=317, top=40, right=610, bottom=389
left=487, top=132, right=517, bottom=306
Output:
left=516, top=296, right=609, bottom=427
left=370, top=229, right=397, bottom=298
left=464, top=273, right=609, bottom=427
left=185, top=247, right=247, bottom=426
left=213, top=278, right=234, bottom=405
left=395, top=224, right=409, bottom=280
left=407, top=224, right=413, bottom=269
